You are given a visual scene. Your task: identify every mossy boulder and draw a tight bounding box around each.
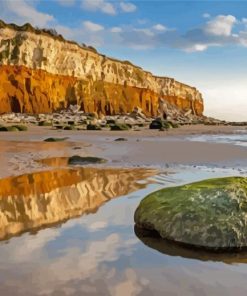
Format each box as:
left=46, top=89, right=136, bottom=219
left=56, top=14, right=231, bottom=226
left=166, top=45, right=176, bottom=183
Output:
left=44, top=137, right=68, bottom=142
left=38, top=121, right=52, bottom=126
left=87, top=124, right=101, bottom=130
left=107, top=119, right=116, bottom=125
left=63, top=125, right=75, bottom=130
left=0, top=126, right=19, bottom=132
left=68, top=155, right=107, bottom=165
left=134, top=177, right=247, bottom=250
left=54, top=125, right=64, bottom=130
left=110, top=124, right=130, bottom=131
left=114, top=138, right=128, bottom=141
left=149, top=120, right=171, bottom=130
left=12, top=125, right=28, bottom=131
left=67, top=121, right=75, bottom=125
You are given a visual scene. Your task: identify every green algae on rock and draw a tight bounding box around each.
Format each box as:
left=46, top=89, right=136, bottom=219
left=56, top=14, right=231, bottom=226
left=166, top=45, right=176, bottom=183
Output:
left=0, top=125, right=24, bottom=132
left=87, top=124, right=101, bottom=131
left=44, top=137, right=68, bottom=142
left=12, top=125, right=28, bottom=131
left=68, top=156, right=107, bottom=165
left=110, top=124, right=131, bottom=131
left=134, top=177, right=247, bottom=250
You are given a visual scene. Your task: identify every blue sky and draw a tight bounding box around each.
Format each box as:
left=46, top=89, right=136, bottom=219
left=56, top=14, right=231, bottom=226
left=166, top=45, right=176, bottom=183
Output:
left=1, top=0, right=247, bottom=121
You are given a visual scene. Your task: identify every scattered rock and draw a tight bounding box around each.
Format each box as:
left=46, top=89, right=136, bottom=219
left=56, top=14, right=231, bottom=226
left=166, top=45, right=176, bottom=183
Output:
left=38, top=121, right=52, bottom=126
left=106, top=119, right=116, bottom=125
left=129, top=106, right=147, bottom=120
left=150, top=120, right=170, bottom=130
left=135, top=177, right=247, bottom=250
left=44, top=137, right=68, bottom=142
left=68, top=155, right=107, bottom=165
left=114, top=138, right=128, bottom=141
left=87, top=124, right=101, bottom=130
left=12, top=125, right=28, bottom=131
left=0, top=125, right=25, bottom=132
left=110, top=124, right=130, bottom=131
left=73, top=146, right=82, bottom=150
left=63, top=125, right=75, bottom=130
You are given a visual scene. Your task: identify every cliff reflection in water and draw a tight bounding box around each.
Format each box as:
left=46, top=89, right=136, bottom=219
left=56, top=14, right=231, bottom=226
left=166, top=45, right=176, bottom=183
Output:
left=0, top=167, right=154, bottom=241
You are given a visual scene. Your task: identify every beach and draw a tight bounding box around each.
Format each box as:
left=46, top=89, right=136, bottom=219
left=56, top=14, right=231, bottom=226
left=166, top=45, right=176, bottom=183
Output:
left=0, top=124, right=246, bottom=178
left=0, top=124, right=246, bottom=295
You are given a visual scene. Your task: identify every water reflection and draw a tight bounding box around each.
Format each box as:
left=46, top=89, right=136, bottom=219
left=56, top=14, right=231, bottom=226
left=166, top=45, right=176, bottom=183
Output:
left=0, top=167, right=247, bottom=296
left=0, top=167, right=155, bottom=241
left=135, top=226, right=247, bottom=264
left=37, top=157, right=69, bottom=167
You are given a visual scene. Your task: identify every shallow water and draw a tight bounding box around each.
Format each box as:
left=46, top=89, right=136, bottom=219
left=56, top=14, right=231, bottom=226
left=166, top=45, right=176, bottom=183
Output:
left=0, top=166, right=247, bottom=295
left=187, top=132, right=247, bottom=147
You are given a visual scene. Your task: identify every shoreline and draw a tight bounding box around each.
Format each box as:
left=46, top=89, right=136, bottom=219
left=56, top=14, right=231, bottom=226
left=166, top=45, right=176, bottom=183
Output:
left=0, top=124, right=246, bottom=178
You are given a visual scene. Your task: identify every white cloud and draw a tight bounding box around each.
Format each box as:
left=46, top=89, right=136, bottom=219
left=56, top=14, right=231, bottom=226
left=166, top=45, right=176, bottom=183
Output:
left=242, top=18, right=247, bottom=24
left=153, top=24, right=167, bottom=32
left=2, top=0, right=54, bottom=27
left=2, top=5, right=245, bottom=55
left=81, top=0, right=116, bottom=15
left=53, top=14, right=247, bottom=52
left=134, top=28, right=154, bottom=37
left=120, top=2, right=137, bottom=13
left=239, top=30, right=247, bottom=46
left=185, top=44, right=208, bottom=52
left=203, top=13, right=211, bottom=19
left=204, top=15, right=236, bottom=36
left=110, top=27, right=123, bottom=33
left=54, top=25, right=74, bottom=38
left=83, top=21, right=104, bottom=32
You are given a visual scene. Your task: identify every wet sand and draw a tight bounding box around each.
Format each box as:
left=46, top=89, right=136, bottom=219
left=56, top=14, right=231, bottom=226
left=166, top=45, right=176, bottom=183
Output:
left=0, top=124, right=246, bottom=178
left=0, top=124, right=246, bottom=296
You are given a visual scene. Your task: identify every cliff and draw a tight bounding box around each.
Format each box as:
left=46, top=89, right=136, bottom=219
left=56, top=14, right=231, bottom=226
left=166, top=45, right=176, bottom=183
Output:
left=0, top=167, right=154, bottom=241
left=0, top=20, right=204, bottom=116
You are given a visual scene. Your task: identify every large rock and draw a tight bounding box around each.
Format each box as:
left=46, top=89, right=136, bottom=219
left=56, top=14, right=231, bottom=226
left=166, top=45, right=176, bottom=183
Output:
left=134, top=177, right=247, bottom=250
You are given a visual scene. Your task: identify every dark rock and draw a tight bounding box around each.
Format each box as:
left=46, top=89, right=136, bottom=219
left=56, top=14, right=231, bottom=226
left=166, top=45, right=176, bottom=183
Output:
left=87, top=124, right=101, bottom=130
left=63, top=125, right=75, bottom=130
left=68, top=155, right=107, bottom=165
left=38, top=121, right=52, bottom=126
left=149, top=120, right=170, bottom=130
left=44, top=137, right=68, bottom=142
left=110, top=124, right=130, bottom=131
left=114, top=138, right=128, bottom=141
left=12, top=124, right=28, bottom=131
left=0, top=126, right=19, bottom=131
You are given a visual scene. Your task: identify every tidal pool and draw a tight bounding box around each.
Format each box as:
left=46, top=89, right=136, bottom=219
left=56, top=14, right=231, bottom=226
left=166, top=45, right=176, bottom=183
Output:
left=0, top=166, right=246, bottom=296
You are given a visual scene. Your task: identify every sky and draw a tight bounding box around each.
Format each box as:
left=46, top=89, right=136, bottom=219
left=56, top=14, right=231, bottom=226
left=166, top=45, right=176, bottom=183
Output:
left=0, top=0, right=247, bottom=121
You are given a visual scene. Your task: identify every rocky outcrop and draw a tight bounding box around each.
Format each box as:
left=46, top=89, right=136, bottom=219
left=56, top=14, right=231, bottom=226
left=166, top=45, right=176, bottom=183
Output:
left=0, top=20, right=204, bottom=116
left=0, top=167, right=154, bottom=240
left=135, top=177, right=247, bottom=250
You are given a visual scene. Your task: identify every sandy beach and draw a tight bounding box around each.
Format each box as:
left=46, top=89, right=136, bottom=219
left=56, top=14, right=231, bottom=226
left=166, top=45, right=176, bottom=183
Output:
left=0, top=124, right=246, bottom=178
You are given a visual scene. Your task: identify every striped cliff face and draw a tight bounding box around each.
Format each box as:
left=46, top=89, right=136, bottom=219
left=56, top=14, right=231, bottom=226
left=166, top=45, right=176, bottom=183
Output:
left=0, top=21, right=204, bottom=116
